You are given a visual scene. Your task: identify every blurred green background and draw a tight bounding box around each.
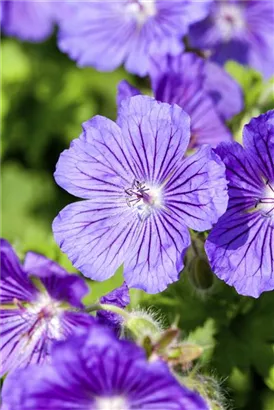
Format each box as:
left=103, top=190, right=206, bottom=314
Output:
left=1, top=33, right=274, bottom=410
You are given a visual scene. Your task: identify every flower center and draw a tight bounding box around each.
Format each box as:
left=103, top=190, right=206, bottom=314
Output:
left=125, top=179, right=163, bottom=220
left=257, top=180, right=274, bottom=218
left=216, top=3, right=245, bottom=41
left=22, top=292, right=63, bottom=340
left=95, top=396, right=129, bottom=410
left=126, top=0, right=156, bottom=26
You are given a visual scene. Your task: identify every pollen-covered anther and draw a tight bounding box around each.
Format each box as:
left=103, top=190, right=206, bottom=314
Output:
left=125, top=179, right=163, bottom=219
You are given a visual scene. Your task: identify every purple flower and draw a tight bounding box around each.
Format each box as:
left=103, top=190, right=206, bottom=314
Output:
left=53, top=95, right=228, bottom=294
left=205, top=110, right=274, bottom=297
left=0, top=0, right=62, bottom=42
left=0, top=239, right=94, bottom=376
left=189, top=0, right=274, bottom=79
left=118, top=52, right=243, bottom=148
left=97, top=282, right=130, bottom=335
left=2, top=325, right=208, bottom=410
left=57, top=0, right=213, bottom=76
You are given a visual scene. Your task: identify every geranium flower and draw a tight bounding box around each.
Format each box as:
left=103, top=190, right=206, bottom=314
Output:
left=118, top=52, right=243, bottom=148
left=0, top=239, right=94, bottom=376
left=206, top=110, right=274, bottom=297
left=53, top=95, right=228, bottom=293
left=1, top=325, right=209, bottom=409
left=189, top=0, right=274, bottom=79
left=57, top=0, right=212, bottom=76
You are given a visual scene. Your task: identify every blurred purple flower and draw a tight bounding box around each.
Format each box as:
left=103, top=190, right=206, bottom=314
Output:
left=2, top=325, right=209, bottom=410
left=0, top=239, right=94, bottom=376
left=0, top=0, right=64, bottom=42
left=97, top=282, right=130, bottom=335
left=57, top=0, right=213, bottom=76
left=118, top=52, right=243, bottom=148
left=189, top=0, right=274, bottom=79
left=53, top=95, right=228, bottom=294
left=205, top=110, right=274, bottom=297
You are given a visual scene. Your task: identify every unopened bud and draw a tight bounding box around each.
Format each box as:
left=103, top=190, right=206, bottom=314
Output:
left=189, top=257, right=214, bottom=291
left=123, top=310, right=163, bottom=344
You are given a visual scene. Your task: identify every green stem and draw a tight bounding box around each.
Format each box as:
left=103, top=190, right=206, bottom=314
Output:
left=85, top=303, right=130, bottom=321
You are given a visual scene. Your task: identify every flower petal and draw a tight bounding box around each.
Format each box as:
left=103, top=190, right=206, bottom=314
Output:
left=243, top=110, right=274, bottom=182
left=0, top=239, right=37, bottom=304
left=124, top=213, right=191, bottom=293
left=2, top=326, right=208, bottom=410
left=150, top=53, right=233, bottom=148
left=205, top=212, right=274, bottom=297
left=54, top=116, right=133, bottom=199
left=165, top=145, right=228, bottom=231
left=58, top=1, right=136, bottom=71
left=24, top=252, right=89, bottom=308
left=97, top=282, right=130, bottom=335
left=117, top=80, right=141, bottom=108
left=117, top=95, right=190, bottom=184
left=203, top=61, right=243, bottom=121
left=53, top=200, right=138, bottom=282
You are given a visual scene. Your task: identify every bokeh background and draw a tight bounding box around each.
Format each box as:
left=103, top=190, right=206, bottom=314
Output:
left=1, top=30, right=274, bottom=409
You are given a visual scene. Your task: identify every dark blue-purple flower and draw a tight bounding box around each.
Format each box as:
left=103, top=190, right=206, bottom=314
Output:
left=205, top=110, right=274, bottom=297
left=118, top=52, right=243, bottom=148
left=0, top=0, right=63, bottom=42
left=57, top=0, right=213, bottom=76
left=53, top=95, right=228, bottom=294
left=2, top=324, right=209, bottom=410
left=189, top=0, right=274, bottom=79
left=0, top=239, right=94, bottom=376
left=97, top=282, right=130, bottom=335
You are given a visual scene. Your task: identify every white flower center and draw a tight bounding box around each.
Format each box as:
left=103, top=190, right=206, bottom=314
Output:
left=126, top=0, right=156, bottom=26
left=26, top=292, right=63, bottom=339
left=96, top=396, right=129, bottom=410
left=216, top=3, right=245, bottom=41
left=258, top=181, right=274, bottom=218
left=125, top=179, right=163, bottom=220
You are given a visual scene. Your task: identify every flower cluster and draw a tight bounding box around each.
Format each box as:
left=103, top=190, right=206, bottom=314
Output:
left=1, top=0, right=274, bottom=408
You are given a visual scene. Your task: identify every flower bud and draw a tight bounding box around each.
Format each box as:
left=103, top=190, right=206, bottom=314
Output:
left=122, top=310, right=163, bottom=344
left=180, top=374, right=227, bottom=410
left=188, top=257, right=215, bottom=292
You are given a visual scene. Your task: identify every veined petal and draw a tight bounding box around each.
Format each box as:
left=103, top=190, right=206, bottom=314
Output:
left=58, top=1, right=136, bottom=72
left=2, top=326, right=208, bottom=410
left=165, top=145, right=228, bottom=231
left=24, top=252, right=89, bottom=309
left=205, top=212, right=274, bottom=297
left=53, top=200, right=138, bottom=282
left=124, top=212, right=191, bottom=293
left=117, top=95, right=190, bottom=184
left=0, top=239, right=37, bottom=304
left=243, top=110, right=274, bottom=182
left=0, top=308, right=94, bottom=377
left=54, top=116, right=133, bottom=199
left=150, top=53, right=234, bottom=148
left=98, top=283, right=130, bottom=335
left=216, top=142, right=264, bottom=214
